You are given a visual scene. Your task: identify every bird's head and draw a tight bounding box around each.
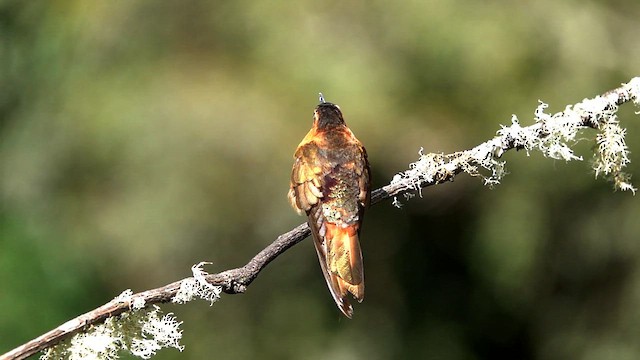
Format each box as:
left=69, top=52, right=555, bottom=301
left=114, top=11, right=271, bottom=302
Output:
left=313, top=94, right=345, bottom=129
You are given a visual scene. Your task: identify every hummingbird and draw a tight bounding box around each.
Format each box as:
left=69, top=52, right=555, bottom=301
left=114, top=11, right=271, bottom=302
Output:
left=288, top=94, right=371, bottom=318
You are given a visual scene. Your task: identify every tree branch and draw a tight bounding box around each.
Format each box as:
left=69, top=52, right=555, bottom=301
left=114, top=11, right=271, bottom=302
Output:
left=2, top=77, right=639, bottom=360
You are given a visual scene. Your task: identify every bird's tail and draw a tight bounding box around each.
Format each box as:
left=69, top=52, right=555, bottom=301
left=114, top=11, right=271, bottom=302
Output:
left=308, top=207, right=364, bottom=318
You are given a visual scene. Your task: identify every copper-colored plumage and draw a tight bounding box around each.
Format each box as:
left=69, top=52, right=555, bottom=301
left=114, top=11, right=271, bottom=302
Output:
left=288, top=100, right=370, bottom=318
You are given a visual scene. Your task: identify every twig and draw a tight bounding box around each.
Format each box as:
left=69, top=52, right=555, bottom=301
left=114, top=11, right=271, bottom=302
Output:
left=2, top=77, right=639, bottom=360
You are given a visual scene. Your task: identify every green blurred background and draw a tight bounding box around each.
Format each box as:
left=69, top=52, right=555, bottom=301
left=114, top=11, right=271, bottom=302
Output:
left=2, top=1, right=640, bottom=359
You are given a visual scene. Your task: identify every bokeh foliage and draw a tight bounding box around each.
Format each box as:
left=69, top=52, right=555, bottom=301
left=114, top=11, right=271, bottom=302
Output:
left=2, top=0, right=640, bottom=359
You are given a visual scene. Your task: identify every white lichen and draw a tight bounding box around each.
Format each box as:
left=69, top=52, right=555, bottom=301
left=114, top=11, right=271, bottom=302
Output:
left=390, top=149, right=448, bottom=206
left=624, top=77, right=640, bottom=107
left=593, top=116, right=636, bottom=193
left=112, top=289, right=146, bottom=311
left=40, top=261, right=225, bottom=359
left=533, top=101, right=583, bottom=161
left=172, top=262, right=222, bottom=305
left=128, top=307, right=184, bottom=359
left=40, top=306, right=183, bottom=360
left=114, top=289, right=134, bottom=303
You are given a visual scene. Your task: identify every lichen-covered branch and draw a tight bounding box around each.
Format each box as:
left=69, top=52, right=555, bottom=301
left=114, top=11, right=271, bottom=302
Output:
left=2, top=77, right=639, bottom=360
left=383, top=77, right=640, bottom=206
left=1, top=224, right=312, bottom=360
